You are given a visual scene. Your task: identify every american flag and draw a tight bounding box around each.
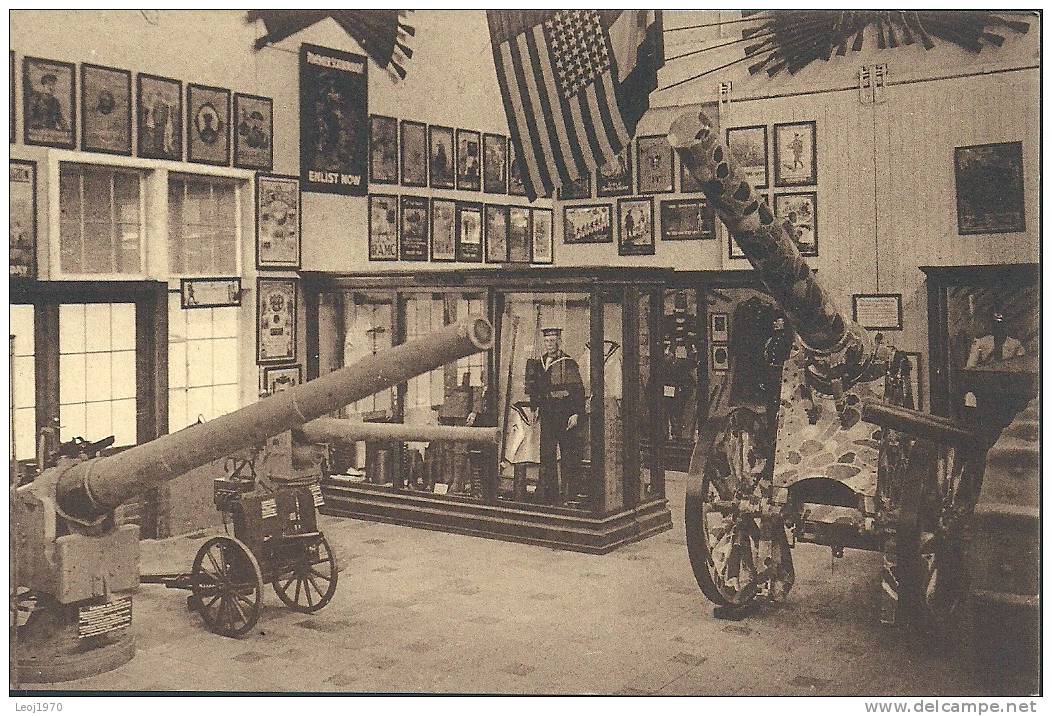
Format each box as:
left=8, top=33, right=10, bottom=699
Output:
left=488, top=10, right=663, bottom=201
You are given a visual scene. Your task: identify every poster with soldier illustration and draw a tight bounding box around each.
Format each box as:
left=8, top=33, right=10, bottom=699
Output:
left=234, top=93, right=273, bottom=170
left=23, top=56, right=75, bottom=148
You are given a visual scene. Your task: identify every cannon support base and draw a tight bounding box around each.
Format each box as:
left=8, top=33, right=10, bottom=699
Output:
left=16, top=600, right=135, bottom=684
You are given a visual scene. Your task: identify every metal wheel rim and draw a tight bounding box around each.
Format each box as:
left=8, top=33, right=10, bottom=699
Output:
left=191, top=536, right=264, bottom=637
left=272, top=536, right=338, bottom=613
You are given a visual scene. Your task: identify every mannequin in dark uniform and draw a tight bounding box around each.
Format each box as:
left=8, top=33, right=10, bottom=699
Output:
left=536, top=327, right=585, bottom=505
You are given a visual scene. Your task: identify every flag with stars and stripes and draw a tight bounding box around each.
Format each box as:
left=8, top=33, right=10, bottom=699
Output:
left=488, top=10, right=663, bottom=201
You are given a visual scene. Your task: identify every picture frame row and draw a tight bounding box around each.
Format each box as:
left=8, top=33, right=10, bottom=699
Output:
left=369, top=195, right=553, bottom=265
left=564, top=197, right=717, bottom=256
left=15, top=54, right=273, bottom=170
left=728, top=191, right=819, bottom=259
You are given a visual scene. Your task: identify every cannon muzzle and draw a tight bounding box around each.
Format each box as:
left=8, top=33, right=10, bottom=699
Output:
left=298, top=418, right=499, bottom=446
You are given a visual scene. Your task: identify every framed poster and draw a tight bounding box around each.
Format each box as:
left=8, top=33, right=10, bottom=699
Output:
left=430, top=198, right=457, bottom=262
left=711, top=343, right=730, bottom=372
left=456, top=129, right=482, bottom=191
left=23, top=56, right=75, bottom=149
left=852, top=294, right=903, bottom=331
left=508, top=138, right=527, bottom=196
left=531, top=208, right=553, bottom=265
left=617, top=197, right=655, bottom=256
left=597, top=146, right=632, bottom=196
left=256, top=174, right=301, bottom=269
left=954, top=141, right=1025, bottom=234
left=400, top=119, right=427, bottom=187
left=726, top=125, right=768, bottom=188
left=508, top=206, right=532, bottom=263
left=636, top=135, right=673, bottom=195
left=368, top=194, right=399, bottom=261
left=399, top=195, right=429, bottom=261
left=710, top=313, right=729, bottom=343
left=563, top=204, right=612, bottom=244
left=299, top=43, right=368, bottom=195
left=80, top=63, right=132, bottom=155
left=233, top=93, right=274, bottom=170
left=180, top=277, right=241, bottom=309
left=774, top=120, right=817, bottom=187
left=558, top=173, right=591, bottom=200
left=10, top=160, right=36, bottom=279
left=455, top=202, right=483, bottom=263
left=187, top=83, right=230, bottom=166
left=257, top=278, right=297, bottom=364
left=263, top=364, right=302, bottom=394
left=137, top=73, right=182, bottom=160
left=661, top=198, right=716, bottom=241
left=369, top=114, right=398, bottom=185
left=483, top=133, right=507, bottom=194
left=484, top=204, right=509, bottom=263
left=773, top=191, right=818, bottom=256
left=429, top=124, right=455, bottom=189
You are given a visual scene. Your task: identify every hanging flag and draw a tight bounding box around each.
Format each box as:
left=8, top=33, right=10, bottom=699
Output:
left=488, top=10, right=664, bottom=201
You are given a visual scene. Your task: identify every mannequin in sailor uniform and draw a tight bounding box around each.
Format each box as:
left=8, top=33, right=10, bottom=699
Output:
left=537, top=327, right=585, bottom=505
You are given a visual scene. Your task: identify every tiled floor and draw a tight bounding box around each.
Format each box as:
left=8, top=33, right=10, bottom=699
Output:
left=22, top=472, right=1001, bottom=694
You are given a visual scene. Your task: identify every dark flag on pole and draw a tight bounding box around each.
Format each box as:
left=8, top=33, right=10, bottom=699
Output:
left=487, top=10, right=663, bottom=201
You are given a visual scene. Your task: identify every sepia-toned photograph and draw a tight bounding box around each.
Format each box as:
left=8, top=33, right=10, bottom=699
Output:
left=774, top=119, right=817, bottom=187
left=726, top=125, right=768, bottom=188
left=22, top=55, right=75, bottom=148
left=80, top=63, right=132, bottom=155
left=187, top=83, right=230, bottom=166
left=137, top=72, right=182, bottom=160
left=563, top=203, right=612, bottom=245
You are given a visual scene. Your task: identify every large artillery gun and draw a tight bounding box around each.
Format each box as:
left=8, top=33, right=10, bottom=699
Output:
left=13, top=317, right=494, bottom=683
left=668, top=109, right=1038, bottom=659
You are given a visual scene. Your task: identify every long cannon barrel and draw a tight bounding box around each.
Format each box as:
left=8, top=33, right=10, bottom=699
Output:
left=861, top=398, right=977, bottom=446
left=57, top=317, right=494, bottom=521
left=298, top=418, right=500, bottom=446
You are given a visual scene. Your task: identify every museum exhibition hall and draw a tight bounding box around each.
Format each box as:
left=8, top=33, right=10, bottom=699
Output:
left=8, top=9, right=1041, bottom=697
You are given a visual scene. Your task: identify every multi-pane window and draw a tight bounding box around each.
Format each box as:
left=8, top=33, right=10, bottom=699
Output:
left=10, top=305, right=36, bottom=461
left=168, top=175, right=239, bottom=275
left=404, top=295, right=446, bottom=411
left=59, top=164, right=143, bottom=274
left=58, top=303, right=137, bottom=447
left=168, top=293, right=239, bottom=431
left=456, top=296, right=486, bottom=387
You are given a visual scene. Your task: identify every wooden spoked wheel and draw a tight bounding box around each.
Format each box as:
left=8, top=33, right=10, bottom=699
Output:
left=191, top=536, right=264, bottom=637
left=272, top=535, right=339, bottom=613
left=686, top=408, right=775, bottom=608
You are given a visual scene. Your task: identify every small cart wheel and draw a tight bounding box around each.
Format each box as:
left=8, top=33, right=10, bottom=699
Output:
left=272, top=535, right=339, bottom=613
left=191, top=536, right=264, bottom=637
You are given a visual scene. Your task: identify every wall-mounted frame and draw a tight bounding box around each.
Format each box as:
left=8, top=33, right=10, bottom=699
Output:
left=262, top=364, right=302, bottom=394
left=484, top=203, right=509, bottom=263
left=711, top=343, right=730, bottom=372
left=257, top=277, right=298, bottom=364
left=773, top=120, right=817, bottom=187
left=508, top=138, right=527, bottom=196
left=368, top=194, right=399, bottom=261
left=137, top=72, right=183, bottom=160
left=709, top=312, right=729, bottom=343
left=530, top=207, right=553, bottom=265
left=80, top=63, right=132, bottom=155
left=456, top=128, right=482, bottom=191
left=617, top=197, right=655, bottom=256
left=726, top=125, right=768, bottom=189
left=186, top=83, right=230, bottom=166
left=636, top=135, right=674, bottom=195
left=455, top=201, right=483, bottom=262
left=233, top=92, right=274, bottom=171
left=558, top=173, right=591, bottom=200
left=773, top=191, right=818, bottom=257
left=9, top=159, right=37, bottom=280
left=23, top=56, right=76, bottom=149
left=180, top=277, right=242, bottom=309
left=660, top=198, right=716, bottom=241
left=483, top=133, right=508, bottom=194
left=852, top=293, right=903, bottom=331
left=429, top=124, right=455, bottom=189
left=598, top=146, right=632, bottom=197
left=256, top=173, right=301, bottom=270
left=400, top=119, right=427, bottom=188
left=430, top=198, right=457, bottom=262
left=954, top=141, right=1025, bottom=235
left=369, top=114, right=398, bottom=185
left=563, top=204, right=612, bottom=244
left=508, top=205, right=532, bottom=262
left=399, top=195, right=429, bottom=261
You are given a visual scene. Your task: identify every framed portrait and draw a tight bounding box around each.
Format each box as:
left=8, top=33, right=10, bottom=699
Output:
left=10, top=160, right=36, bottom=279
left=710, top=313, right=729, bottom=343
left=507, top=206, right=532, bottom=263
left=954, top=141, right=1025, bottom=234
left=726, top=125, right=769, bottom=189
left=137, top=73, right=182, bottom=160
left=429, top=124, right=455, bottom=189
left=597, top=146, right=632, bottom=197
left=368, top=114, right=398, bottom=185
left=368, top=194, right=399, bottom=261
left=711, top=343, right=730, bottom=373
left=852, top=293, right=903, bottom=331
left=563, top=204, right=612, bottom=245
left=180, top=277, right=241, bottom=309
left=80, top=63, right=132, bottom=155
left=233, top=93, right=273, bottom=170
left=774, top=120, right=817, bottom=187
left=484, top=204, right=509, bottom=263
left=636, top=135, right=674, bottom=195
left=256, top=174, right=301, bottom=269
left=399, top=195, right=429, bottom=261
left=455, top=202, right=483, bottom=263
left=660, top=198, right=716, bottom=241
left=23, top=56, right=76, bottom=149
left=400, top=119, right=427, bottom=187
left=263, top=364, right=302, bottom=395
left=531, top=208, right=553, bottom=265
left=483, top=133, right=507, bottom=194
left=257, top=278, right=297, bottom=364
left=558, top=173, right=591, bottom=200
left=617, top=197, right=655, bottom=256
left=508, top=138, right=527, bottom=196
left=187, top=84, right=230, bottom=166
left=299, top=44, right=368, bottom=195
left=773, top=192, right=818, bottom=256
left=456, top=129, right=482, bottom=191
left=430, top=198, right=457, bottom=262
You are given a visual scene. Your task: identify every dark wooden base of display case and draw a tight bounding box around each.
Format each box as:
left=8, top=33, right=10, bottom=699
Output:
left=320, top=482, right=672, bottom=554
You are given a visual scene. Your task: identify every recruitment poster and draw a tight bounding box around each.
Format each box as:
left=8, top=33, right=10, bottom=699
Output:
left=299, top=43, right=368, bottom=195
